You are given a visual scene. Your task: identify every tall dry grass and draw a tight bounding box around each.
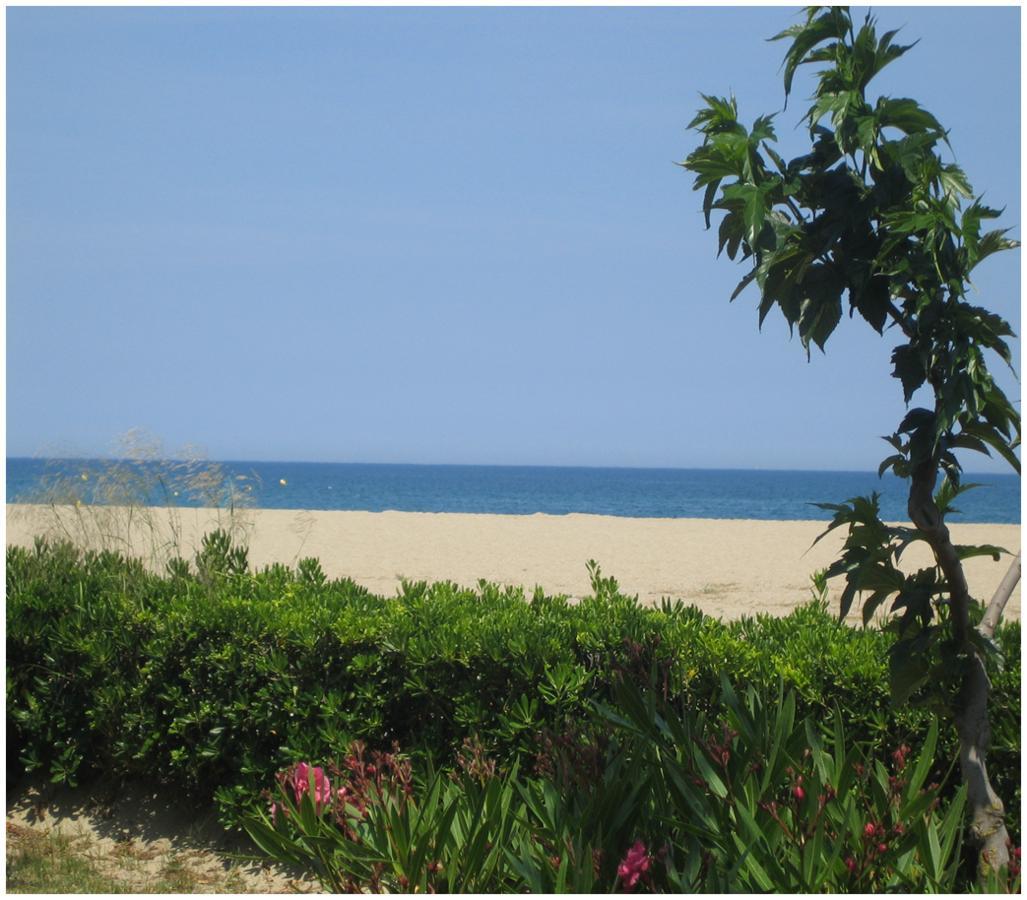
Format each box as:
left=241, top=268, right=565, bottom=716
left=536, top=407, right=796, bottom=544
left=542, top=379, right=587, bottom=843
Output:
left=9, top=429, right=257, bottom=571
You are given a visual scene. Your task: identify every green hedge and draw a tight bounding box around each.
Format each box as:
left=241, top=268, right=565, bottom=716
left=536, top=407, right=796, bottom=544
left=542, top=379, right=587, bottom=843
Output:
left=6, top=537, right=1020, bottom=833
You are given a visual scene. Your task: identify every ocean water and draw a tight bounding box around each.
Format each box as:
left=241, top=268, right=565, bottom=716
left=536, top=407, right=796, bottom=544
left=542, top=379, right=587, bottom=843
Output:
left=5, top=458, right=1020, bottom=524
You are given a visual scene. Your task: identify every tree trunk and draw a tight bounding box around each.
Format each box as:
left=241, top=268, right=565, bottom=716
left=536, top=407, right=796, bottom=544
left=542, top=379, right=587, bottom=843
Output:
left=955, top=651, right=1010, bottom=877
left=908, top=464, right=1010, bottom=879
left=980, top=554, right=1020, bottom=641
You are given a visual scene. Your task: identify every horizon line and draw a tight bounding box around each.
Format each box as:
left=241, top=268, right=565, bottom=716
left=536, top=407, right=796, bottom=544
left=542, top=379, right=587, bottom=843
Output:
left=5, top=454, right=1019, bottom=480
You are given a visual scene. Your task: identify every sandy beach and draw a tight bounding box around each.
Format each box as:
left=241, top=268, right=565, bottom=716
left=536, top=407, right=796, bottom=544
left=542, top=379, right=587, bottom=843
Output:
left=6, top=503, right=1020, bottom=621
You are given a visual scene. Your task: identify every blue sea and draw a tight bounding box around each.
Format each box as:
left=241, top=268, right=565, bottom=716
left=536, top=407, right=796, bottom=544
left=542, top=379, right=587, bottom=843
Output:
left=5, top=458, right=1020, bottom=524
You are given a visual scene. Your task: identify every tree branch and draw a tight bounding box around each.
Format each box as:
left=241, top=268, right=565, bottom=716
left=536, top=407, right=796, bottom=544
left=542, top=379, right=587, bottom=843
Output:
left=783, top=195, right=807, bottom=226
left=907, top=461, right=972, bottom=642
left=979, top=552, right=1020, bottom=640
left=887, top=301, right=916, bottom=340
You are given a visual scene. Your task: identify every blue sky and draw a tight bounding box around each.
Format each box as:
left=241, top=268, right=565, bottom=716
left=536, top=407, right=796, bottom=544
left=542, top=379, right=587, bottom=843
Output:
left=7, top=6, right=1021, bottom=471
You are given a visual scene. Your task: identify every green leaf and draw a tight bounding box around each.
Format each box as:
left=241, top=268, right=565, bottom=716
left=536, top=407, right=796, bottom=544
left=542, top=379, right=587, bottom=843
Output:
left=933, top=478, right=980, bottom=516
left=960, top=200, right=1001, bottom=262
left=750, top=113, right=777, bottom=144
left=850, top=275, right=891, bottom=334
left=875, top=96, right=945, bottom=137
left=861, top=589, right=891, bottom=626
left=719, top=182, right=771, bottom=247
left=959, top=421, right=1021, bottom=475
left=731, top=811, right=774, bottom=890
left=771, top=8, right=850, bottom=99
left=890, top=344, right=927, bottom=403
left=954, top=543, right=1007, bottom=562
left=937, top=782, right=967, bottom=869
left=242, top=815, right=307, bottom=865
left=691, top=745, right=728, bottom=799
left=971, top=228, right=1019, bottom=271
left=947, top=432, right=990, bottom=457
left=878, top=454, right=906, bottom=478
left=870, top=29, right=919, bottom=86
left=701, top=180, right=721, bottom=229
left=905, top=718, right=938, bottom=796
left=688, top=93, right=742, bottom=135
left=717, top=211, right=744, bottom=260
left=797, top=295, right=837, bottom=350
left=889, top=639, right=929, bottom=705
left=730, top=268, right=758, bottom=302
left=937, top=163, right=973, bottom=202
left=897, top=407, right=935, bottom=435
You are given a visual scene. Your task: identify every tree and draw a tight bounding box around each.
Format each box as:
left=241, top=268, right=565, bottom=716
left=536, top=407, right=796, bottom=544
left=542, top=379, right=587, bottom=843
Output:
left=681, top=6, right=1020, bottom=880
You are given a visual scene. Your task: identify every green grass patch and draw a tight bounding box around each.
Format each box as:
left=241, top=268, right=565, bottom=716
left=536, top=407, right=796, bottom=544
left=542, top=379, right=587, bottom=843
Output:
left=4, top=824, right=243, bottom=894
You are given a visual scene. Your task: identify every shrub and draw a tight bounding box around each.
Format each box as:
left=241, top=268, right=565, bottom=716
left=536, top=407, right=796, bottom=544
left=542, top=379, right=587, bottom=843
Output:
left=6, top=536, right=1019, bottom=851
left=241, top=679, right=998, bottom=892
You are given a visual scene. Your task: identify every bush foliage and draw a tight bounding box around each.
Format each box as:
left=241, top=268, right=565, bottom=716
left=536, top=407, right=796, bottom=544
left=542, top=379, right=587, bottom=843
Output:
left=6, top=533, right=1020, bottom=844
left=246, top=681, right=980, bottom=892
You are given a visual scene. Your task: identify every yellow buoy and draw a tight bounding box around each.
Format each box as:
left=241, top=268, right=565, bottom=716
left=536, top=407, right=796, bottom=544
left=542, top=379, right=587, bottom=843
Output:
left=279, top=478, right=287, bottom=486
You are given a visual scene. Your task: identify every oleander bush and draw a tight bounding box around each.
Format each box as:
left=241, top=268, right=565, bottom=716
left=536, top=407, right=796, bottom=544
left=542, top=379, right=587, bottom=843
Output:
left=6, top=533, right=1020, bottom=853
left=243, top=679, right=1011, bottom=892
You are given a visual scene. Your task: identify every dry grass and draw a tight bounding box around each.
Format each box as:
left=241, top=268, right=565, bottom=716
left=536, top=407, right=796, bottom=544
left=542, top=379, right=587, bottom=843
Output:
left=6, top=777, right=320, bottom=894
left=5, top=822, right=257, bottom=893
left=10, top=429, right=255, bottom=572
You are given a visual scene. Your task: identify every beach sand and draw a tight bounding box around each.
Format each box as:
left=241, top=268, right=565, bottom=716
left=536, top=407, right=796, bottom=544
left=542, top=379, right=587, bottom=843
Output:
left=6, top=503, right=1020, bottom=621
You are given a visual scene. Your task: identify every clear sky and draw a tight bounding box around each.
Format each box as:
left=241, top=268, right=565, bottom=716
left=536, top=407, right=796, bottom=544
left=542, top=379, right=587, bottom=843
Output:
left=6, top=5, right=1021, bottom=471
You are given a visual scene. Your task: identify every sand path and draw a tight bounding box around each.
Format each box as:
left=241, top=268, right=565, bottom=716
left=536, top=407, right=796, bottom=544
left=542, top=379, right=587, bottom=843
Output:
left=6, top=777, right=319, bottom=893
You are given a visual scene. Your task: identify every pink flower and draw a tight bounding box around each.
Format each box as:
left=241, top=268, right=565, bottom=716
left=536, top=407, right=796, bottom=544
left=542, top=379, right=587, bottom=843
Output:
left=891, top=744, right=911, bottom=770
left=292, top=762, right=332, bottom=812
left=617, top=840, right=652, bottom=891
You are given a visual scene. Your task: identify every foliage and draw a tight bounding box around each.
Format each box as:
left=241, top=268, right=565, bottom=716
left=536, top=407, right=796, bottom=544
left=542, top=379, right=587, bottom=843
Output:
left=244, top=748, right=524, bottom=893
left=682, top=4, right=1019, bottom=642
left=241, top=678, right=999, bottom=892
left=7, top=537, right=1019, bottom=844
left=811, top=492, right=1005, bottom=707
left=605, top=677, right=973, bottom=892
left=681, top=5, right=1020, bottom=871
